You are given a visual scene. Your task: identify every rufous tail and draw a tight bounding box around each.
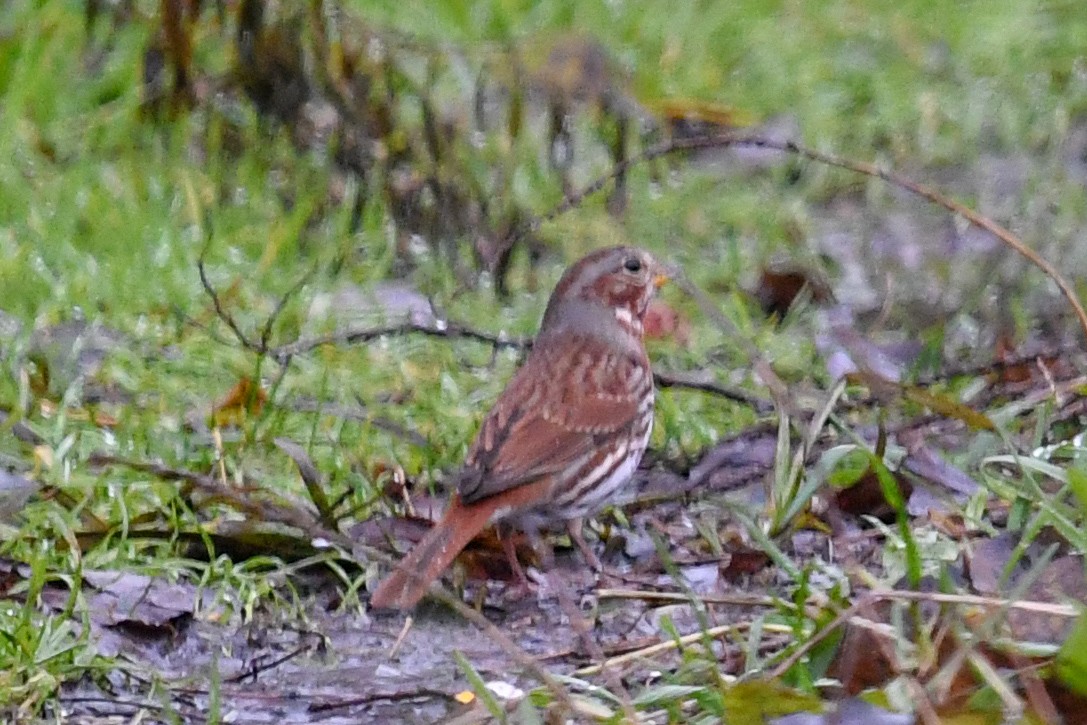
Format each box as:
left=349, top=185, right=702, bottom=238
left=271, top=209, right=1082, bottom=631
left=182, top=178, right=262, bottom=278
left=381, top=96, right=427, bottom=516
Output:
left=369, top=495, right=497, bottom=610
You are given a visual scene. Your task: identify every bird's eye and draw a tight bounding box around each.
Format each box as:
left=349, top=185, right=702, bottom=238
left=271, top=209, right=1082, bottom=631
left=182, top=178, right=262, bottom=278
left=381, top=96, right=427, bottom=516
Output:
left=623, top=257, right=642, bottom=273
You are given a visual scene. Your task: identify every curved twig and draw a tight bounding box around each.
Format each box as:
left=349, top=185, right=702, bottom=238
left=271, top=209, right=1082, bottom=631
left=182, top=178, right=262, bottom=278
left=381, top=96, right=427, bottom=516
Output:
left=515, top=133, right=1087, bottom=341
left=272, top=320, right=525, bottom=361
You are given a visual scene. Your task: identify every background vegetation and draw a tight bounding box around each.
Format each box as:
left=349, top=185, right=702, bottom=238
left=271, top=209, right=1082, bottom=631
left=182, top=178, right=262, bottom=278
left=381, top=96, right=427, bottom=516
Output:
left=1, top=0, right=1086, bottom=721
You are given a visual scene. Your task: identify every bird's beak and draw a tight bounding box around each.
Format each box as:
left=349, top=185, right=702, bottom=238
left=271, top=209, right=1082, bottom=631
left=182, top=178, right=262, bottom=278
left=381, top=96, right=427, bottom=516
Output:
left=652, top=269, right=670, bottom=290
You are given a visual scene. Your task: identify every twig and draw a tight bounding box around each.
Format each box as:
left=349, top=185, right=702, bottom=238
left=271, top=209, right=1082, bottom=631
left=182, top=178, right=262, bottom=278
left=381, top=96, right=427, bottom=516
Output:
left=595, top=589, right=787, bottom=609
left=272, top=320, right=525, bottom=360
left=197, top=252, right=261, bottom=353
left=864, top=588, right=1077, bottom=616
left=653, top=370, right=773, bottom=413
left=260, top=264, right=317, bottom=353
left=226, top=643, right=312, bottom=684
left=782, top=138, right=1087, bottom=339
left=515, top=133, right=1087, bottom=341
left=388, top=615, right=414, bottom=659
left=198, top=246, right=768, bottom=416
left=274, top=319, right=771, bottom=410
left=305, top=687, right=467, bottom=713
left=574, top=621, right=793, bottom=676
left=906, top=675, right=943, bottom=725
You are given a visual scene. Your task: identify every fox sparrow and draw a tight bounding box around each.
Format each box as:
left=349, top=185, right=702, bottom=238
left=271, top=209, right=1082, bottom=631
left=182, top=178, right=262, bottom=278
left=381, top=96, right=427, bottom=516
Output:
left=370, top=246, right=666, bottom=610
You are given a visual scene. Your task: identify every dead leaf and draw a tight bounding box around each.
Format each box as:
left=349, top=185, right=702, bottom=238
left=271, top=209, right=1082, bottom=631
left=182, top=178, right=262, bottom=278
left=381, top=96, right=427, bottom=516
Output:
left=966, top=533, right=1023, bottom=596
left=752, top=264, right=833, bottom=318
left=38, top=568, right=207, bottom=659
left=210, top=376, right=267, bottom=427
left=0, top=557, right=24, bottom=598
left=719, top=545, right=771, bottom=581
left=81, top=570, right=197, bottom=628
left=832, top=465, right=914, bottom=522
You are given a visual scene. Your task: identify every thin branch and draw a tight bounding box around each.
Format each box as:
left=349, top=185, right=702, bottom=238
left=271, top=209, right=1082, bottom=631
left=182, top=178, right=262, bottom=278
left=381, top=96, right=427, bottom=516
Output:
left=596, top=589, right=787, bottom=609
left=197, top=253, right=261, bottom=353
left=259, top=263, right=318, bottom=353
left=574, top=621, right=792, bottom=677
left=225, top=643, right=312, bottom=684
left=271, top=320, right=526, bottom=361
left=515, top=132, right=1087, bottom=341
left=274, top=319, right=776, bottom=413
left=654, top=368, right=772, bottom=412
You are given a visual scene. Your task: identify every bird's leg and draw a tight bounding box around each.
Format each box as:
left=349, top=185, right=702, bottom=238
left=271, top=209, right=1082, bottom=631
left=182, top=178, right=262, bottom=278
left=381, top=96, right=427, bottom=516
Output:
left=566, top=517, right=603, bottom=572
left=501, top=527, right=534, bottom=593
left=496, top=523, right=552, bottom=602
left=500, top=522, right=558, bottom=601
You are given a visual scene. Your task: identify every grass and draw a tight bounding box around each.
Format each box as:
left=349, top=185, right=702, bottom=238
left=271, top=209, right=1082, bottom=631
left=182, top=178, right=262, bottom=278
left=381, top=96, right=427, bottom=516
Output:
left=2, top=0, right=1087, bottom=720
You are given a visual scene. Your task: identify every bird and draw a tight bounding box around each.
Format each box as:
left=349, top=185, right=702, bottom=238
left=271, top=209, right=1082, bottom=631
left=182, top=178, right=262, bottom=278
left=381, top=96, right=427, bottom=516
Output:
left=369, top=245, right=666, bottom=610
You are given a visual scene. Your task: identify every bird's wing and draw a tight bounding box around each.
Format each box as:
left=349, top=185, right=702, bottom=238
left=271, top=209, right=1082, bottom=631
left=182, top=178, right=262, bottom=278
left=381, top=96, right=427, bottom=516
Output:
left=455, top=335, right=649, bottom=503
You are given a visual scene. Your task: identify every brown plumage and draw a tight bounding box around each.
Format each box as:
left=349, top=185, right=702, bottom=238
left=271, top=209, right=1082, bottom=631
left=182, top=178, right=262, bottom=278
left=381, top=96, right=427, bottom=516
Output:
left=370, top=246, right=665, bottom=610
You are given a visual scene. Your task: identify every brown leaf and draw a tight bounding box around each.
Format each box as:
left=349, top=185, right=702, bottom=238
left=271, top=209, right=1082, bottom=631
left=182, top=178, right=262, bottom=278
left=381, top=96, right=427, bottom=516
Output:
left=1044, top=678, right=1087, bottom=725
left=833, top=466, right=913, bottom=522
left=719, top=546, right=771, bottom=581
left=211, top=376, right=267, bottom=427
left=752, top=265, right=833, bottom=318
left=899, top=430, right=982, bottom=498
